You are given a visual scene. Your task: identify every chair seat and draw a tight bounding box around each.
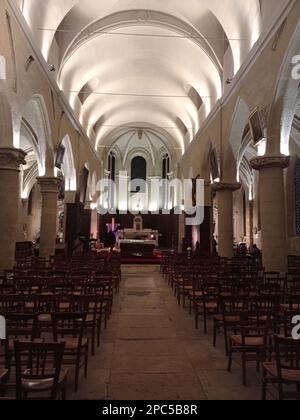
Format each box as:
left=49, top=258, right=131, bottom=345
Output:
left=281, top=304, right=300, bottom=311
left=231, top=335, right=264, bottom=347
left=38, top=313, right=52, bottom=323
left=263, top=363, right=300, bottom=383
left=190, top=291, right=203, bottom=297
left=21, top=369, right=68, bottom=392
left=86, top=314, right=99, bottom=323
left=59, top=338, right=88, bottom=350
left=196, top=302, right=218, bottom=310
left=214, top=315, right=240, bottom=323
left=59, top=303, right=71, bottom=311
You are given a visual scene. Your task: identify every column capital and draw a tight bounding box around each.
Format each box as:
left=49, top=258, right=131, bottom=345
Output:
left=37, top=177, right=60, bottom=194
left=0, top=147, right=26, bottom=171
left=250, top=155, right=290, bottom=170
left=212, top=182, right=241, bottom=192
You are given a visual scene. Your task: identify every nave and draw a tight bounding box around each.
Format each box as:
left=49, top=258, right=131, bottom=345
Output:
left=76, top=265, right=260, bottom=401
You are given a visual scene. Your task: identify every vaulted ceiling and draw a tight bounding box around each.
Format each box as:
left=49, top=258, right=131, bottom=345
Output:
left=15, top=0, right=287, bottom=157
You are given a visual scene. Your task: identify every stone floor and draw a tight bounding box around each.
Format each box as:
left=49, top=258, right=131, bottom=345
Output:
left=74, top=265, right=261, bottom=400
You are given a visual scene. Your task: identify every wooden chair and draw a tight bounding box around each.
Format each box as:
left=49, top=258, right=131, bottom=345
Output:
left=262, top=336, right=300, bottom=400
left=34, top=294, right=60, bottom=335
left=177, top=271, right=193, bottom=308
left=52, top=312, right=88, bottom=392
left=195, top=281, right=220, bottom=334
left=213, top=295, right=248, bottom=355
left=71, top=295, right=101, bottom=356
left=228, top=312, right=270, bottom=386
left=14, top=340, right=67, bottom=400
left=189, top=275, right=203, bottom=316
left=4, top=313, right=38, bottom=377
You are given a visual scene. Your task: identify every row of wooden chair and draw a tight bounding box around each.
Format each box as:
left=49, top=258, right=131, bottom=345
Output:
left=161, top=253, right=300, bottom=400
left=0, top=254, right=121, bottom=400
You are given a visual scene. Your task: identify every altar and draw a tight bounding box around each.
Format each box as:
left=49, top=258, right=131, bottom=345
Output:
left=118, top=216, right=159, bottom=247
left=118, top=216, right=159, bottom=259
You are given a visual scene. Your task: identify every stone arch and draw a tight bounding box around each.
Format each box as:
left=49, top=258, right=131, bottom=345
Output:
left=107, top=145, right=122, bottom=173
left=224, top=97, right=251, bottom=182
left=229, top=97, right=251, bottom=163
left=201, top=138, right=220, bottom=182
left=20, top=95, right=54, bottom=176
left=267, top=23, right=300, bottom=156
left=89, top=171, right=97, bottom=200
left=59, top=135, right=77, bottom=191
left=20, top=117, right=41, bottom=199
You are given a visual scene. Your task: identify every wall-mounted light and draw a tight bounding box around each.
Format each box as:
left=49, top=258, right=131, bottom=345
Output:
left=48, top=64, right=56, bottom=72
left=226, top=77, right=234, bottom=85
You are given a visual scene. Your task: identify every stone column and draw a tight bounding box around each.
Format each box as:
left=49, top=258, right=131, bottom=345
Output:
left=117, top=172, right=129, bottom=213
left=37, top=177, right=59, bottom=258
left=212, top=182, right=241, bottom=258
left=0, top=148, right=26, bottom=271
left=251, top=155, right=290, bottom=272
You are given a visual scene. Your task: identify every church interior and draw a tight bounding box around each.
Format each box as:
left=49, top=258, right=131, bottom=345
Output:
left=1, top=0, right=300, bottom=401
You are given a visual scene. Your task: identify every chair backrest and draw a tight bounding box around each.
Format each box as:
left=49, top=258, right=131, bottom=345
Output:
left=220, top=295, right=248, bottom=318
left=0, top=294, right=24, bottom=314
left=249, top=295, right=281, bottom=314
left=5, top=313, right=38, bottom=342
left=71, top=295, right=99, bottom=318
left=14, top=340, right=65, bottom=400
left=52, top=312, right=87, bottom=348
left=239, top=312, right=270, bottom=346
left=274, top=335, right=300, bottom=380
left=264, top=272, right=283, bottom=288
left=35, top=294, right=60, bottom=314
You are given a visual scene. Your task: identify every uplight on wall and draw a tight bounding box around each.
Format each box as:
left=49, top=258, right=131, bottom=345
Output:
left=90, top=202, right=97, bottom=210
left=249, top=188, right=253, bottom=201
left=0, top=55, right=6, bottom=80
left=119, top=201, right=128, bottom=212
left=257, top=139, right=267, bottom=156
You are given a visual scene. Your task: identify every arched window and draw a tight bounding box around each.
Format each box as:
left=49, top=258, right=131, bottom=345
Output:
left=295, top=159, right=300, bottom=236
left=162, top=154, right=170, bottom=209
left=108, top=152, right=116, bottom=208
left=108, top=152, right=116, bottom=181
left=162, top=154, right=170, bottom=179
left=131, top=156, right=147, bottom=193
left=131, top=156, right=146, bottom=181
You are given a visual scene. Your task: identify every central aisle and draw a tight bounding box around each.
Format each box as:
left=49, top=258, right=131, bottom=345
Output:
left=77, top=265, right=260, bottom=400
